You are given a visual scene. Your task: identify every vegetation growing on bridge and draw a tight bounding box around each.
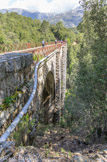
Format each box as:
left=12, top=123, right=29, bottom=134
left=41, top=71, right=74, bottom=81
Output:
left=33, top=54, right=44, bottom=62
left=0, top=90, right=23, bottom=110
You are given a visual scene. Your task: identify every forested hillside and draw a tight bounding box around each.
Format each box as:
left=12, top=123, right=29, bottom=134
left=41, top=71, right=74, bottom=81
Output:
left=0, top=12, right=75, bottom=52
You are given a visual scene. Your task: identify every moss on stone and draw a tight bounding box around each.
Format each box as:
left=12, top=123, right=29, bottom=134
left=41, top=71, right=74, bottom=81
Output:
left=0, top=90, right=23, bottom=110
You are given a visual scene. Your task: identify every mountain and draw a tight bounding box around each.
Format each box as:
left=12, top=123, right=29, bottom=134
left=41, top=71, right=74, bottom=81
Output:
left=0, top=6, right=83, bottom=28
left=0, top=8, right=55, bottom=20
left=47, top=6, right=83, bottom=28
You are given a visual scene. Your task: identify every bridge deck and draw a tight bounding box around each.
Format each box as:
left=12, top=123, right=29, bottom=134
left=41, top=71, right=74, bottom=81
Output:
left=0, top=42, right=66, bottom=56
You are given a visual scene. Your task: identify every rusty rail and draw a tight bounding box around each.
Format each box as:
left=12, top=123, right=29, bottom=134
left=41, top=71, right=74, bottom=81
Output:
left=0, top=42, right=65, bottom=57
left=0, top=41, right=63, bottom=54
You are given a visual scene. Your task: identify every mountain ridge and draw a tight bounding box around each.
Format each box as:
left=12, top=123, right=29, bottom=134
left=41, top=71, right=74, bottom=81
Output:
left=0, top=6, right=83, bottom=28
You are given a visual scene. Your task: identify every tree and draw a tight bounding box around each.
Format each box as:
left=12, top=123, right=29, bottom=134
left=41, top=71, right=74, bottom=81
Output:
left=65, top=0, right=107, bottom=141
left=40, top=20, right=50, bottom=33
left=76, top=0, right=107, bottom=140
left=0, top=28, right=5, bottom=44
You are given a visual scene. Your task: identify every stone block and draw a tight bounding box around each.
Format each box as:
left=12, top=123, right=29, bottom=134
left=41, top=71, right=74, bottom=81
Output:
left=21, top=56, right=26, bottom=68
left=24, top=53, right=33, bottom=68
left=14, top=57, right=22, bottom=72
left=6, top=59, right=15, bottom=73
left=0, top=61, right=6, bottom=79
left=0, top=90, right=5, bottom=104
left=6, top=74, right=16, bottom=90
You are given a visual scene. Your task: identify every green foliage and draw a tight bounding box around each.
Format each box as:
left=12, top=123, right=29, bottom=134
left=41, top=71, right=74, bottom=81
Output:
left=40, top=20, right=50, bottom=33
left=51, top=22, right=74, bottom=41
left=33, top=54, right=44, bottom=61
left=0, top=12, right=76, bottom=52
left=0, top=12, right=55, bottom=52
left=0, top=91, right=22, bottom=110
left=65, top=0, right=107, bottom=142
left=13, top=113, right=35, bottom=146
left=36, top=123, right=53, bottom=136
left=0, top=33, right=5, bottom=44
left=45, top=149, right=51, bottom=157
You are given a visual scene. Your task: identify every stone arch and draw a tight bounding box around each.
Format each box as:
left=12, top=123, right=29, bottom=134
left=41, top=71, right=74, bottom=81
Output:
left=39, top=71, right=55, bottom=124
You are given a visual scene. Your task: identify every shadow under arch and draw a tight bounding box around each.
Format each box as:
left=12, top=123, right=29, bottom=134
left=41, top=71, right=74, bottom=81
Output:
left=40, top=71, right=55, bottom=124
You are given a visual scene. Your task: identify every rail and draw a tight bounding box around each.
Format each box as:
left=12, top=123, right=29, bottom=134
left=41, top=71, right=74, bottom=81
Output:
left=0, top=42, right=66, bottom=144
left=0, top=41, right=63, bottom=54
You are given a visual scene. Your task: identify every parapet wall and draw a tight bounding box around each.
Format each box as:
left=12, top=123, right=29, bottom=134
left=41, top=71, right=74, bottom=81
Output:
left=0, top=53, right=33, bottom=104
left=0, top=53, right=34, bottom=136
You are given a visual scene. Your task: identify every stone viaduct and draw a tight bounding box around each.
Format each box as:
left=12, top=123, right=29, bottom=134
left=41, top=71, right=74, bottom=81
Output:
left=0, top=42, right=67, bottom=156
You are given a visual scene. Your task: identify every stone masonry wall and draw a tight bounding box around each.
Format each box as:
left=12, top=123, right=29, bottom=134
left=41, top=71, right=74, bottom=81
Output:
left=0, top=53, right=33, bottom=104
left=0, top=53, right=34, bottom=135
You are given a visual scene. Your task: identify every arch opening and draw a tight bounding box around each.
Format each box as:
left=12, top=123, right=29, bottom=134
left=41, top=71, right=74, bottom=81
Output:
left=40, top=71, right=55, bottom=124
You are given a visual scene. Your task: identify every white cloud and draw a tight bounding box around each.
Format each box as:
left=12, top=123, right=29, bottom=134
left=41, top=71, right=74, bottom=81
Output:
left=0, top=0, right=10, bottom=9
left=0, top=0, right=80, bottom=13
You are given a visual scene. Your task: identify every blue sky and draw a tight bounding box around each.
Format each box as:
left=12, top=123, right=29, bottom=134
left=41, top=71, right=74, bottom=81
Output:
left=0, top=0, right=80, bottom=13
